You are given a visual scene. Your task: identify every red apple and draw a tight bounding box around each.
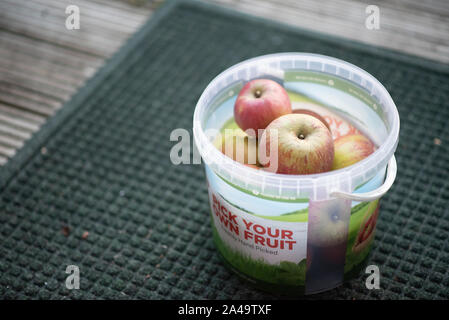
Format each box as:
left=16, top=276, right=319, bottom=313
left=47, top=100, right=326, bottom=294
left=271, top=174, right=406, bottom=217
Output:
left=234, top=79, right=291, bottom=137
left=259, top=113, right=334, bottom=174
left=332, top=134, right=375, bottom=170
left=292, top=109, right=331, bottom=132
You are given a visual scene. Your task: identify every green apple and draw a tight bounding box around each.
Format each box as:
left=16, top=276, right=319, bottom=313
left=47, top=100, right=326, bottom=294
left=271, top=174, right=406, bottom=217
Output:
left=213, top=127, right=260, bottom=167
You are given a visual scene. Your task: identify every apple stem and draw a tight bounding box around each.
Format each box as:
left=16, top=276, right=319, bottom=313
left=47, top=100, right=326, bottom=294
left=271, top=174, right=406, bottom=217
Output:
left=254, top=89, right=262, bottom=98
left=298, top=134, right=305, bottom=140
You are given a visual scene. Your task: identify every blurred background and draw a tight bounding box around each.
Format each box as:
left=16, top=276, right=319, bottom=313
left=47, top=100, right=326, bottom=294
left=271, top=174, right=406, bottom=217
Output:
left=0, top=0, right=447, bottom=166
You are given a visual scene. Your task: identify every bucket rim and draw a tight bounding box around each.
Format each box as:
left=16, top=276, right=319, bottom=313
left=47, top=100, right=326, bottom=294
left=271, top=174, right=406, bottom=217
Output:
left=193, top=52, right=400, bottom=200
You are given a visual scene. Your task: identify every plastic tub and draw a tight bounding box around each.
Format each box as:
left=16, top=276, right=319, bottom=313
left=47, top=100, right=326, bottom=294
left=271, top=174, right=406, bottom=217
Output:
left=193, top=53, right=399, bottom=295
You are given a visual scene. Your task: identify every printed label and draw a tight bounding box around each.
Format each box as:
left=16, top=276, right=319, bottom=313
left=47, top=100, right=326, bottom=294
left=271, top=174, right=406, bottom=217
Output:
left=209, top=188, right=308, bottom=265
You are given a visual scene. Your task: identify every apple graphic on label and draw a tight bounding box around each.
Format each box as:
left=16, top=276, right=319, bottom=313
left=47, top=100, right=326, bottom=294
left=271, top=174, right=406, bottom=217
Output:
left=215, top=127, right=260, bottom=167
left=352, top=202, right=380, bottom=254
left=332, top=134, right=375, bottom=170
left=258, top=113, right=334, bottom=174
left=234, top=79, right=292, bottom=137
left=292, top=109, right=331, bottom=132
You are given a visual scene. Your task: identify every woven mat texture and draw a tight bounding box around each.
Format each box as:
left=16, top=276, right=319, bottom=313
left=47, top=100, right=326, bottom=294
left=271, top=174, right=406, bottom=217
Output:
left=1, top=0, right=448, bottom=300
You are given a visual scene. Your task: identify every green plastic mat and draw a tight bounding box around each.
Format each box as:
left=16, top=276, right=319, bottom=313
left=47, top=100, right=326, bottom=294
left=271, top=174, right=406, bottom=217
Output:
left=1, top=0, right=448, bottom=300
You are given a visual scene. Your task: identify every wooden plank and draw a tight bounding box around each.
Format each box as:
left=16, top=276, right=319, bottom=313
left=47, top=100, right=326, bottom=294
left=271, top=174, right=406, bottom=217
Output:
left=91, top=0, right=157, bottom=14
left=36, top=0, right=153, bottom=20
left=0, top=58, right=85, bottom=88
left=0, top=122, right=32, bottom=140
left=0, top=82, right=62, bottom=112
left=34, top=0, right=149, bottom=29
left=378, top=0, right=449, bottom=17
left=0, top=114, right=40, bottom=132
left=0, top=135, right=24, bottom=149
left=0, top=32, right=103, bottom=70
left=0, top=0, right=142, bottom=33
left=0, top=45, right=97, bottom=77
left=0, top=155, right=8, bottom=166
left=0, top=103, right=47, bottom=125
left=0, top=66, right=75, bottom=100
left=0, top=92, right=57, bottom=117
left=0, top=144, right=17, bottom=158
left=0, top=1, right=135, bottom=41
left=0, top=11, right=121, bottom=58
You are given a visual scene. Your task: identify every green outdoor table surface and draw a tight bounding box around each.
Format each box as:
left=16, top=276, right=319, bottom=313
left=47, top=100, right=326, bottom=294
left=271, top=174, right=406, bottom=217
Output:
left=0, top=0, right=448, bottom=300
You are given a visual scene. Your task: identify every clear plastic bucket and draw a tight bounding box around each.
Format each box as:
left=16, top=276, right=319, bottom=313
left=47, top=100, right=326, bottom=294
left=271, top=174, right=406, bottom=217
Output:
left=193, top=53, right=399, bottom=295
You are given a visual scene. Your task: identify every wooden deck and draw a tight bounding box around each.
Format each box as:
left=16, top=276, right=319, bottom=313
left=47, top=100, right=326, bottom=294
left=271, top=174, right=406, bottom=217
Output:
left=0, top=0, right=159, bottom=165
left=0, top=0, right=448, bottom=165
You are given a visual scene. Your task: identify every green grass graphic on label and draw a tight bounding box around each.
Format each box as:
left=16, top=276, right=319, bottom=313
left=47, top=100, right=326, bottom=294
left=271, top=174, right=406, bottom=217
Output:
left=212, top=224, right=306, bottom=286
left=211, top=199, right=378, bottom=284
left=276, top=260, right=307, bottom=285
left=255, top=207, right=309, bottom=222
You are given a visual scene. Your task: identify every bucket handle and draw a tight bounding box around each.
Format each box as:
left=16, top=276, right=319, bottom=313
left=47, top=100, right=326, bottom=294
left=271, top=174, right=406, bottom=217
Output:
left=330, top=155, right=397, bottom=202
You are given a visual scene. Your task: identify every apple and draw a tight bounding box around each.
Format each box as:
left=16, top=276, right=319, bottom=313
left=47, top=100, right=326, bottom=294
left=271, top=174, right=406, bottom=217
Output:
left=259, top=113, right=334, bottom=174
left=352, top=202, right=380, bottom=254
left=234, top=79, right=291, bottom=137
left=332, top=134, right=375, bottom=170
left=214, top=127, right=260, bottom=166
left=292, top=109, right=331, bottom=132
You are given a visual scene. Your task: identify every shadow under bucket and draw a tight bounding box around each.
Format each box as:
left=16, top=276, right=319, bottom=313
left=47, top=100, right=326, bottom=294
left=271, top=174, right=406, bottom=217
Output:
left=193, top=53, right=400, bottom=295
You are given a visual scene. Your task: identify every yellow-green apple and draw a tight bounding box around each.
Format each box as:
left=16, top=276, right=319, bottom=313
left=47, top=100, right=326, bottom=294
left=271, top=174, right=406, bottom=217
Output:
left=213, top=127, right=260, bottom=166
left=292, top=109, right=331, bottom=132
left=332, top=134, right=375, bottom=170
left=234, top=79, right=291, bottom=137
left=259, top=113, right=334, bottom=174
